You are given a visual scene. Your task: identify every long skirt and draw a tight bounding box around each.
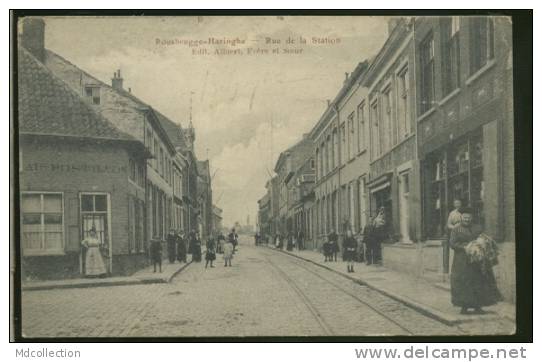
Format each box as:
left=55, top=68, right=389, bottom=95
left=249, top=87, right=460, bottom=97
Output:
left=85, top=247, right=107, bottom=276
left=450, top=250, right=502, bottom=307
left=206, top=251, right=216, bottom=261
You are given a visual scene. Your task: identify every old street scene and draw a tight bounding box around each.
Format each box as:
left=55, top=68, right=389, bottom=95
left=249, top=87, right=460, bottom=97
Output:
left=17, top=16, right=516, bottom=337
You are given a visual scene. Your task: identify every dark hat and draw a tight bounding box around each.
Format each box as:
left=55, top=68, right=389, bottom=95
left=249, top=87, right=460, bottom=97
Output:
left=459, top=206, right=474, bottom=215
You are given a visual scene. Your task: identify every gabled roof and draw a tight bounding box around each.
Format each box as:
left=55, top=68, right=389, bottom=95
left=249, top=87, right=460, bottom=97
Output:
left=44, top=49, right=178, bottom=153
left=18, top=47, right=136, bottom=142
left=153, top=110, right=189, bottom=151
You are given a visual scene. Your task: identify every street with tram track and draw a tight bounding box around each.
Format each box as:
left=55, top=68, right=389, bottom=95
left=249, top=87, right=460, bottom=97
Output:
left=21, top=236, right=507, bottom=338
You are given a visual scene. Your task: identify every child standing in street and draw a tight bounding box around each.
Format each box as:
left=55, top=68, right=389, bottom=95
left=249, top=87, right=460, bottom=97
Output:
left=223, top=239, right=234, bottom=267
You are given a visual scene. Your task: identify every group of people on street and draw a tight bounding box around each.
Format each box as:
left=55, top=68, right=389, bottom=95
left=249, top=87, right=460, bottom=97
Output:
left=148, top=228, right=240, bottom=271
left=273, top=230, right=306, bottom=251
left=149, top=229, right=200, bottom=273
left=322, top=207, right=387, bottom=272
left=203, top=228, right=238, bottom=268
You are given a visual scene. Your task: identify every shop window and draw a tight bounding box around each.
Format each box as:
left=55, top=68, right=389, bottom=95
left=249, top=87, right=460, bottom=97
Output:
left=425, top=131, right=485, bottom=238
left=21, top=193, right=64, bottom=255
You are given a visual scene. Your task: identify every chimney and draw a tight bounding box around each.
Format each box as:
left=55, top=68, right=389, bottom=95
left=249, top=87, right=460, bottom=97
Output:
left=326, top=99, right=331, bottom=107
left=112, top=69, right=124, bottom=91
left=20, top=18, right=45, bottom=62
left=344, top=72, right=349, bottom=84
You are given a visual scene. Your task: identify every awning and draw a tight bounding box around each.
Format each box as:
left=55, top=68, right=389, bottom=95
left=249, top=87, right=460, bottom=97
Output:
left=369, top=181, right=391, bottom=194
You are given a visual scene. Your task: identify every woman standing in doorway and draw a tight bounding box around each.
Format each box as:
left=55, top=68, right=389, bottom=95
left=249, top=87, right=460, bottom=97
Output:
left=81, top=227, right=107, bottom=277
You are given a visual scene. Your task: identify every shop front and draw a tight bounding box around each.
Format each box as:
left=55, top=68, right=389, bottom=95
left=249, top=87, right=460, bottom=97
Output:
left=19, top=137, right=148, bottom=280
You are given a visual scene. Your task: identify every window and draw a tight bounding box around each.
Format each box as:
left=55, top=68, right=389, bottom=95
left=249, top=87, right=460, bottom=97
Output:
left=332, top=128, right=339, bottom=168
left=137, top=164, right=145, bottom=187
left=441, top=17, right=461, bottom=96
left=84, top=86, right=100, bottom=105
left=153, top=138, right=159, bottom=170
left=397, top=66, right=411, bottom=140
left=129, top=159, right=136, bottom=182
left=382, top=86, right=393, bottom=152
left=419, top=33, right=435, bottom=114
left=21, top=193, right=64, bottom=255
left=348, top=112, right=355, bottom=160
left=470, top=17, right=494, bottom=74
left=315, top=148, right=320, bottom=179
left=340, top=124, right=346, bottom=165
left=327, top=135, right=333, bottom=171
left=159, top=147, right=164, bottom=177
left=357, top=103, right=366, bottom=152
left=370, top=100, right=380, bottom=159
left=310, top=158, right=315, bottom=170
left=324, top=139, right=329, bottom=175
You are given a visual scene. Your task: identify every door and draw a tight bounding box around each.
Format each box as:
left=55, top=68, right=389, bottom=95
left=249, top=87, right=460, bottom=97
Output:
left=80, top=193, right=112, bottom=274
left=398, top=172, right=412, bottom=243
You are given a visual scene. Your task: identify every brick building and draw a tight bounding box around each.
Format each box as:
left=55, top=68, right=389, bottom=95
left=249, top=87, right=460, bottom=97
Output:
left=414, top=16, right=515, bottom=301
left=18, top=46, right=150, bottom=279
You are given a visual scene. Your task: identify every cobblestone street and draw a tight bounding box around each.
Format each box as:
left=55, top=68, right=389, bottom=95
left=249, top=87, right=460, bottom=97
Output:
left=21, top=239, right=510, bottom=338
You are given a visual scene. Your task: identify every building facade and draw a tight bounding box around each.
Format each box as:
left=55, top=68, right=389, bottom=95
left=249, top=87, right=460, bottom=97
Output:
left=273, top=135, right=314, bottom=237
left=18, top=45, right=150, bottom=279
left=414, top=16, right=515, bottom=301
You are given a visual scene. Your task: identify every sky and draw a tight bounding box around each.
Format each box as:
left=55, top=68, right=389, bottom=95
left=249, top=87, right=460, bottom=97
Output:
left=43, top=16, right=390, bottom=228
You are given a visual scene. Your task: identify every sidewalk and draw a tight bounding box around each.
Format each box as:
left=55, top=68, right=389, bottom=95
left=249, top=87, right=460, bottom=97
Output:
left=22, top=260, right=192, bottom=291
left=265, top=245, right=515, bottom=326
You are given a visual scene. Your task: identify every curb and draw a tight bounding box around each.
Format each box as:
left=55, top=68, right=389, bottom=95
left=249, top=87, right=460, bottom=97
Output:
left=22, top=261, right=192, bottom=291
left=266, top=246, right=463, bottom=326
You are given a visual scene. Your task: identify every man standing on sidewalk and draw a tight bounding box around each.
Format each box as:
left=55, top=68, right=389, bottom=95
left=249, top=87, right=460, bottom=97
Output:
left=328, top=229, right=339, bottom=262
left=166, top=229, right=177, bottom=264
left=176, top=229, right=187, bottom=263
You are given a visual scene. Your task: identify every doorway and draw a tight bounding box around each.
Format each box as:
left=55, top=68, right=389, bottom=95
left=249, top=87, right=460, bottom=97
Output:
left=398, top=172, right=412, bottom=243
left=80, top=193, right=112, bottom=274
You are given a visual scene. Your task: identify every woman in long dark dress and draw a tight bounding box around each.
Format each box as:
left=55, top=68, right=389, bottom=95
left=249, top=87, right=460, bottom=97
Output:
left=449, top=207, right=502, bottom=314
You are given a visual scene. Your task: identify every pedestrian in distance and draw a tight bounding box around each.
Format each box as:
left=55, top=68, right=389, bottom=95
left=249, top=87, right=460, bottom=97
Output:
left=328, top=229, right=339, bottom=262
left=189, top=229, right=202, bottom=262
left=297, top=230, right=305, bottom=250
left=223, top=238, right=234, bottom=267
left=323, top=238, right=333, bottom=262
left=286, top=232, right=294, bottom=251
left=149, top=238, right=163, bottom=273
left=343, top=229, right=357, bottom=273
left=449, top=206, right=502, bottom=314
left=228, top=228, right=238, bottom=254
left=216, top=231, right=225, bottom=254
left=81, top=226, right=107, bottom=277
left=166, top=228, right=177, bottom=263
left=205, top=236, right=216, bottom=268
left=176, top=229, right=187, bottom=263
